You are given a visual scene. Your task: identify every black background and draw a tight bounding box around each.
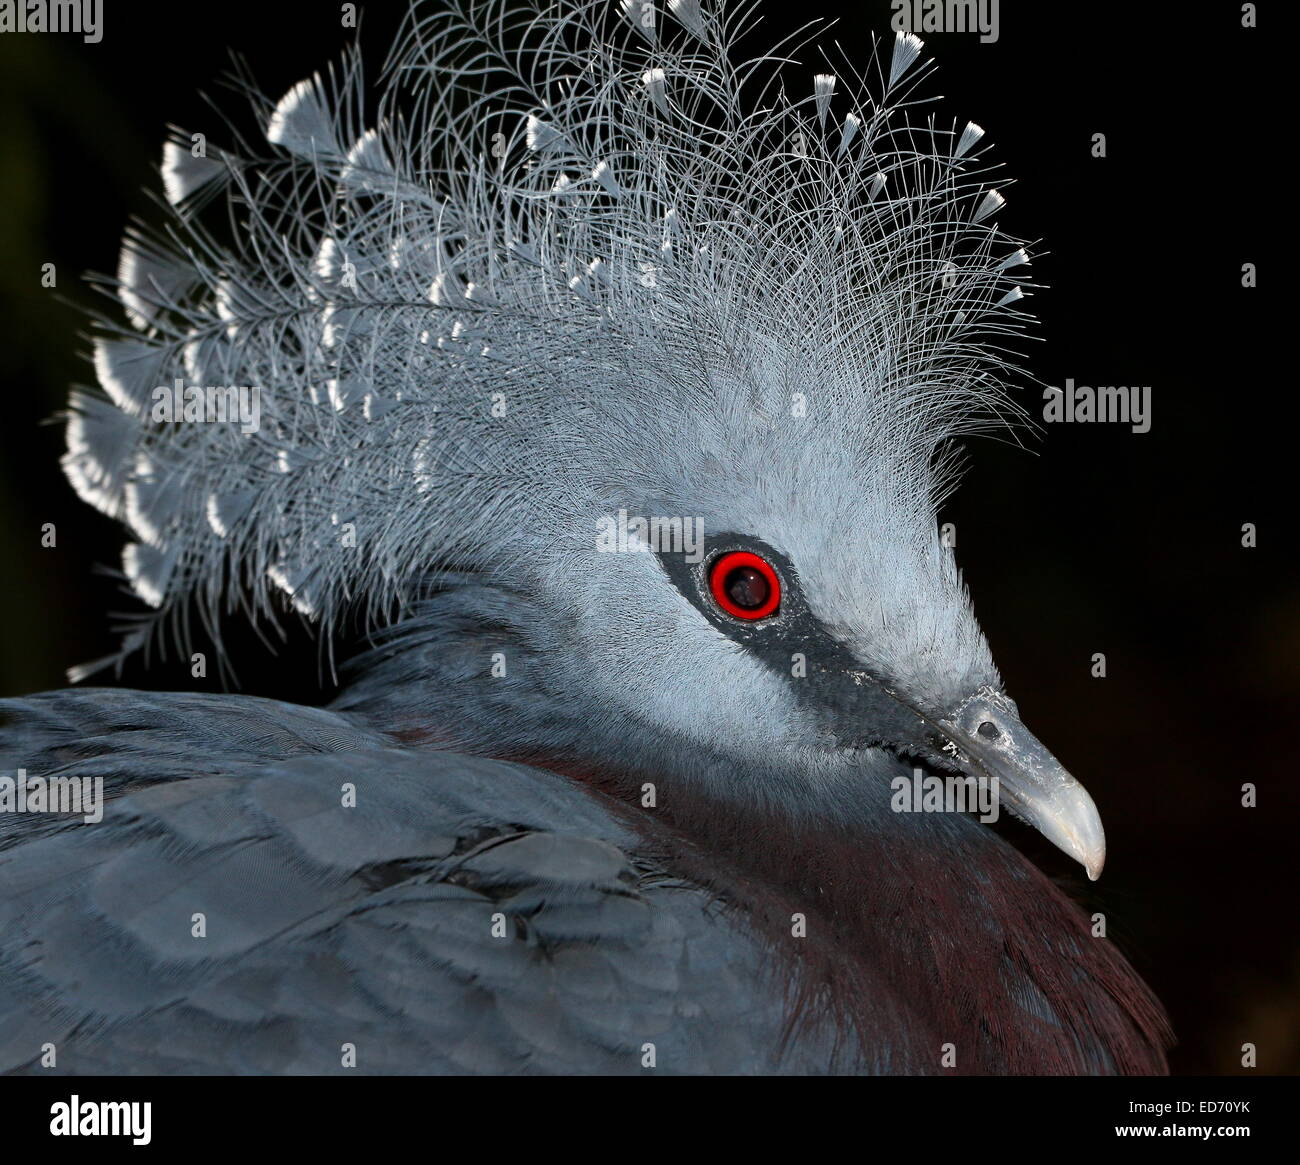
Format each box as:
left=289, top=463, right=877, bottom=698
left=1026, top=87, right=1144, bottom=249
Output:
left=0, top=0, right=1291, bottom=1075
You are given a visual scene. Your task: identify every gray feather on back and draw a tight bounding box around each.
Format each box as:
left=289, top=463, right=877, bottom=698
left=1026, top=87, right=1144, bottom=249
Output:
left=0, top=690, right=858, bottom=1074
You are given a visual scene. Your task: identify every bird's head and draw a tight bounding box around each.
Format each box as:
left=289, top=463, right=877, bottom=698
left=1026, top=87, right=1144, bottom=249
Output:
left=524, top=355, right=1105, bottom=882
left=66, top=6, right=1103, bottom=876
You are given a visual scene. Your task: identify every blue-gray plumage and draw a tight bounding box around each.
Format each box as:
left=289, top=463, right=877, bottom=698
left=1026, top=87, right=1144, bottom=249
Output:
left=0, top=690, right=853, bottom=1074
left=2, top=0, right=1172, bottom=1074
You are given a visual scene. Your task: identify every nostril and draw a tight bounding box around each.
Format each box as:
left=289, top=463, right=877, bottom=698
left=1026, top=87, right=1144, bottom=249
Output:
left=977, top=720, right=1001, bottom=740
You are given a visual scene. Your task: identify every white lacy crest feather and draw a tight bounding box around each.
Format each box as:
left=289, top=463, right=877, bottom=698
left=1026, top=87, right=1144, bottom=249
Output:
left=65, top=0, right=1032, bottom=674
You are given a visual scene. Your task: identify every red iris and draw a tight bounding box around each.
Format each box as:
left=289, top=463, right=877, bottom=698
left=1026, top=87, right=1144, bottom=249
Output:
left=709, top=551, right=781, bottom=620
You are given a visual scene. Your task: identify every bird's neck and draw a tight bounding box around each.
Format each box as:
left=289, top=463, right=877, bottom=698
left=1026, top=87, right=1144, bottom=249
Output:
left=556, top=761, right=1170, bottom=1075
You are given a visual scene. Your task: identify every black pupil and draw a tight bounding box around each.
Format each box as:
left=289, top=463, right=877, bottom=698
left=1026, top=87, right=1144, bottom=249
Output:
left=725, top=565, right=770, bottom=610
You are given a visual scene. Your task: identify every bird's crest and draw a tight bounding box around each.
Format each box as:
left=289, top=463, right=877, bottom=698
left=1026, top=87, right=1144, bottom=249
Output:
left=64, top=0, right=1032, bottom=678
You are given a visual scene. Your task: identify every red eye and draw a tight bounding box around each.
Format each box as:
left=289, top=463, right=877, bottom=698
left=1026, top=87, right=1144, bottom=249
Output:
left=709, top=551, right=781, bottom=620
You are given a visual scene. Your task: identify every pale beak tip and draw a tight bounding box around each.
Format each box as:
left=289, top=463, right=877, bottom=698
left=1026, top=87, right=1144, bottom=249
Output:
left=1069, top=820, right=1106, bottom=882
left=1076, top=832, right=1105, bottom=881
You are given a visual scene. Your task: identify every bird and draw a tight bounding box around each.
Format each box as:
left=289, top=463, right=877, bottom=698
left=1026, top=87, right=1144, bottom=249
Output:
left=0, top=0, right=1172, bottom=1074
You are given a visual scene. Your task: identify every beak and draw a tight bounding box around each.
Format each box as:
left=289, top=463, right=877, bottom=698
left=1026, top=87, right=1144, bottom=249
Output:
left=938, top=689, right=1106, bottom=881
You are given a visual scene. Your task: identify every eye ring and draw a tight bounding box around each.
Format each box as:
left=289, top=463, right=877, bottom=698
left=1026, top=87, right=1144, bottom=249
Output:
left=708, top=550, right=781, bottom=620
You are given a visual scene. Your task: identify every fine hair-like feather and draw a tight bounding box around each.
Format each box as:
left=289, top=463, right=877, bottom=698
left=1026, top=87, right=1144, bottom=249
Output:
left=65, top=0, right=1032, bottom=678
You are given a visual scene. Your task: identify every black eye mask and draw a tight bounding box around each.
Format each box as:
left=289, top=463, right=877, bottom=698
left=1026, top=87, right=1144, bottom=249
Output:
left=656, top=532, right=941, bottom=757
